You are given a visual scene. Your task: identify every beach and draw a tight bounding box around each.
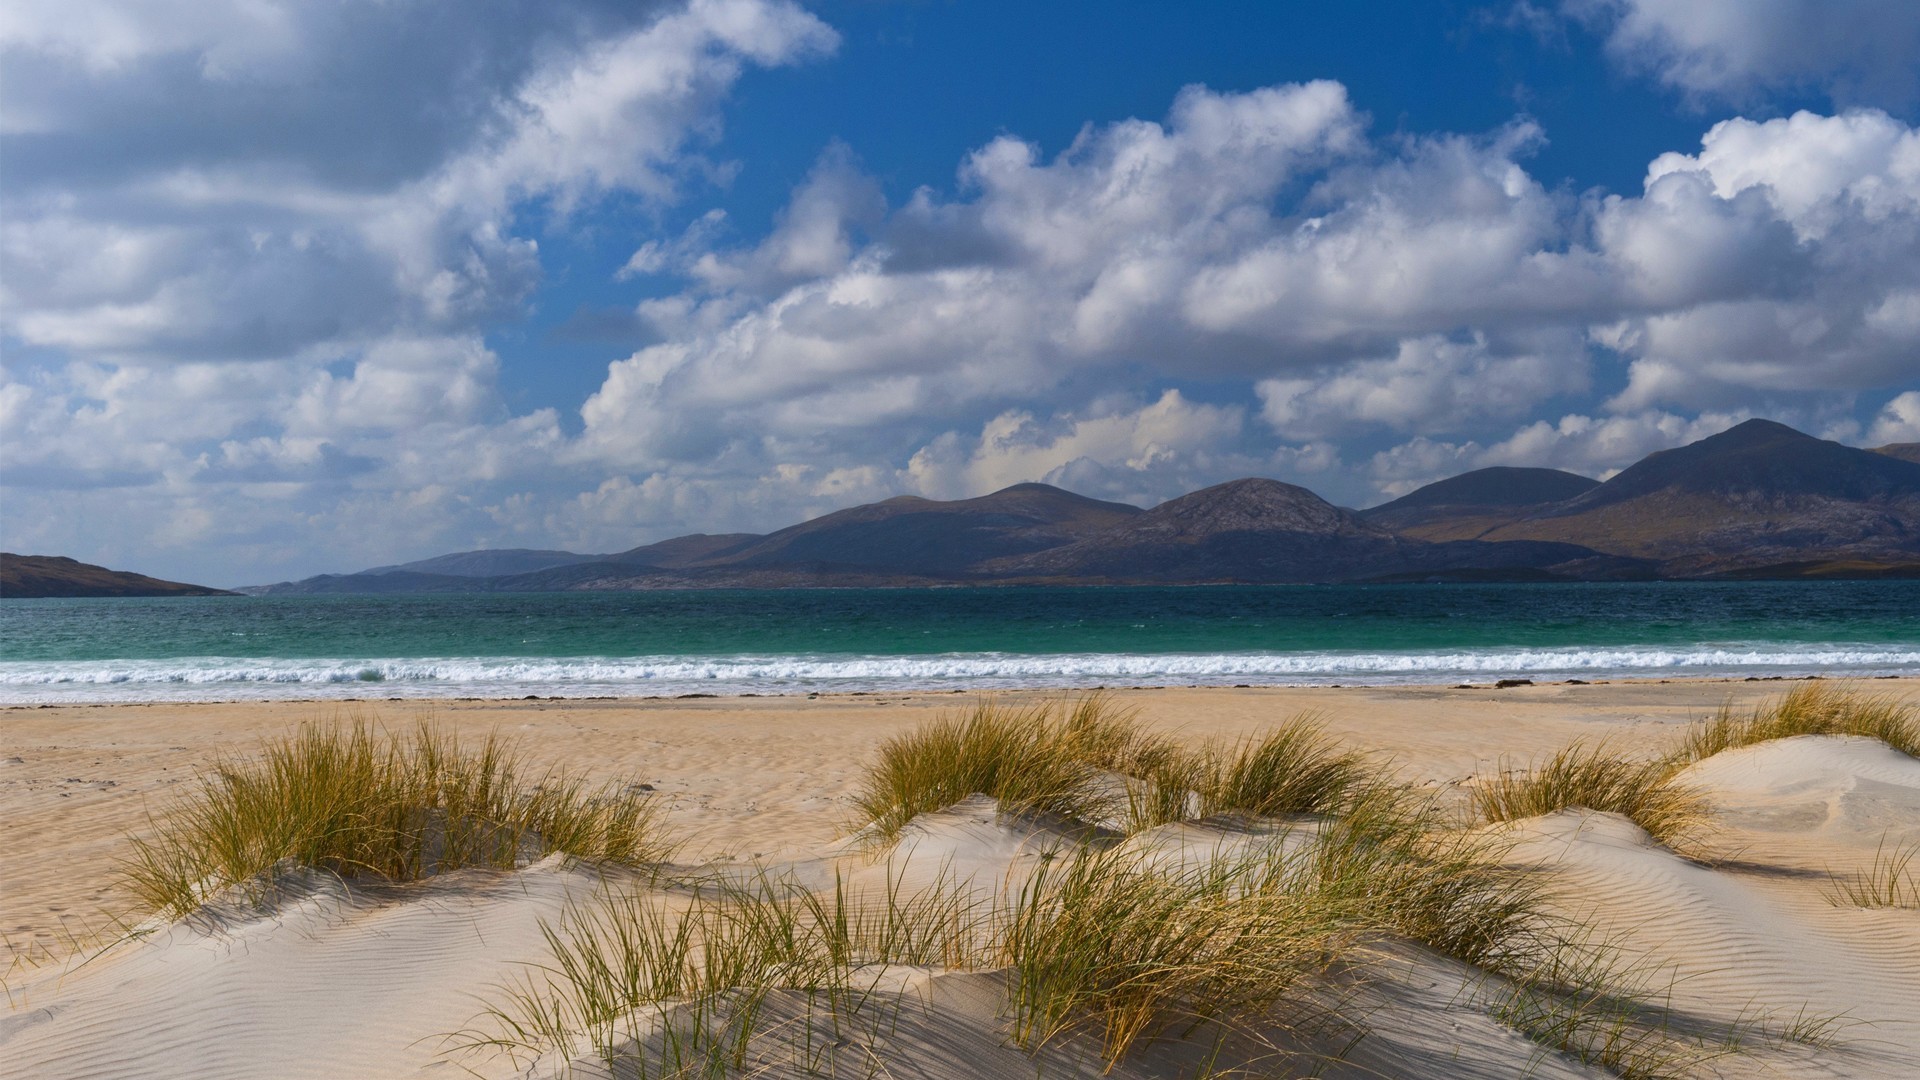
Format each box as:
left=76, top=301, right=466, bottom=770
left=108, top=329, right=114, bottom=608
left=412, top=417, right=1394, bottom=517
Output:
left=5, top=678, right=1918, bottom=1078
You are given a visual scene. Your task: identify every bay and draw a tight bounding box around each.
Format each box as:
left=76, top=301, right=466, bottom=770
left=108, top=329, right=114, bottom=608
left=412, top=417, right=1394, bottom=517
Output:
left=2, top=581, right=1916, bottom=702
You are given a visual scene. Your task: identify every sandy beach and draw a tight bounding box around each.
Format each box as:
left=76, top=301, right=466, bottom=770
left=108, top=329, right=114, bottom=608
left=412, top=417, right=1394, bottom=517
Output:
left=5, top=678, right=1918, bottom=1078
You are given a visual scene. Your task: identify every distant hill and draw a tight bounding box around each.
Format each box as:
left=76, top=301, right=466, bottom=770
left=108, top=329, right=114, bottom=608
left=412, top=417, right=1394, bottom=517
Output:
left=1875, top=443, right=1920, bottom=465
left=244, top=419, right=1920, bottom=592
left=607, top=533, right=762, bottom=568
left=1478, top=419, right=1920, bottom=572
left=1361, top=467, right=1599, bottom=540
left=695, top=483, right=1143, bottom=575
left=983, top=478, right=1405, bottom=582
left=1, top=554, right=234, bottom=598
left=361, top=548, right=605, bottom=578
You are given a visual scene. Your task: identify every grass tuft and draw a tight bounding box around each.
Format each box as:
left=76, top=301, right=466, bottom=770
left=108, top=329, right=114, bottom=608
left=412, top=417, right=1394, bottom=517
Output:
left=1472, top=741, right=1712, bottom=848
left=1198, top=715, right=1372, bottom=819
left=1310, top=786, right=1548, bottom=973
left=123, top=717, right=673, bottom=918
left=850, top=697, right=1124, bottom=840
left=1672, top=683, right=1919, bottom=764
left=458, top=866, right=991, bottom=1077
left=1824, top=833, right=1920, bottom=909
left=1001, top=843, right=1350, bottom=1065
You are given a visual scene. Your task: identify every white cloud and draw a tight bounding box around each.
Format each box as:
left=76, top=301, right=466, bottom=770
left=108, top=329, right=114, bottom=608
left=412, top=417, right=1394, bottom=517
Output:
left=905, top=391, right=1254, bottom=505
left=1365, top=409, right=1753, bottom=499
left=1598, top=110, right=1920, bottom=410
left=1256, top=333, right=1589, bottom=439
left=1, top=0, right=836, bottom=361
left=1567, top=0, right=1920, bottom=106
left=1869, top=391, right=1920, bottom=445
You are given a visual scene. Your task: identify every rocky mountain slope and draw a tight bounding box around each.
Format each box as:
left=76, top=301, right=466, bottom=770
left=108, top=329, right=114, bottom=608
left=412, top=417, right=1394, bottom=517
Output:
left=1475, top=420, right=1920, bottom=573
left=1360, top=467, right=1600, bottom=540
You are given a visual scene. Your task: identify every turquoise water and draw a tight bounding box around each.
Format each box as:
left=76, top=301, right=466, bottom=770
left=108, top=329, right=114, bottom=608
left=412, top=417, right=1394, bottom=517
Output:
left=2, top=582, right=1916, bottom=702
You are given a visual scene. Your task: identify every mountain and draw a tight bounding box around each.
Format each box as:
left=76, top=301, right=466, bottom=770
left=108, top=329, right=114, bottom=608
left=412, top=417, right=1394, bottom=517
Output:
left=1875, top=443, right=1920, bottom=465
left=1360, top=467, right=1600, bottom=540
left=353, top=534, right=764, bottom=579
left=982, top=478, right=1410, bottom=582
left=689, top=483, right=1143, bottom=575
left=242, top=419, right=1920, bottom=592
left=1478, top=419, right=1920, bottom=572
left=1, top=554, right=235, bottom=598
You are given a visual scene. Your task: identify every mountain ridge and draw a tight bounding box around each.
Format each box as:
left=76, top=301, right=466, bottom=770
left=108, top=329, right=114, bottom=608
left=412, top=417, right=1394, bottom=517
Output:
left=240, top=419, right=1920, bottom=593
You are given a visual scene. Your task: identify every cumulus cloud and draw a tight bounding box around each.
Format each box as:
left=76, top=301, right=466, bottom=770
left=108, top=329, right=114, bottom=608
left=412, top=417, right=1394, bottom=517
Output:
left=576, top=86, right=1918, bottom=514
left=5, top=6, right=1919, bottom=584
left=1598, top=110, right=1920, bottom=410
left=1869, top=391, right=1920, bottom=445
left=1, top=0, right=836, bottom=362
left=1256, top=332, right=1590, bottom=439
left=1566, top=0, right=1920, bottom=107
left=1365, top=410, right=1754, bottom=497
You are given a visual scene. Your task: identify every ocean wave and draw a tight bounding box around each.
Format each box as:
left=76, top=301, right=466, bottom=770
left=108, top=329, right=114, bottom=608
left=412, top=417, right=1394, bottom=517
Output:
left=1, top=645, right=1916, bottom=703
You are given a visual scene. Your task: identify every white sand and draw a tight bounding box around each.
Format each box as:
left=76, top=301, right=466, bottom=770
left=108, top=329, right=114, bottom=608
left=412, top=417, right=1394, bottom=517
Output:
left=4, top=681, right=1916, bottom=1078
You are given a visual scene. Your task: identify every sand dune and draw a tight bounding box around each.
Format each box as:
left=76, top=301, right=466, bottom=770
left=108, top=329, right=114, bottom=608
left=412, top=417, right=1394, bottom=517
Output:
left=4, top=682, right=1916, bottom=1078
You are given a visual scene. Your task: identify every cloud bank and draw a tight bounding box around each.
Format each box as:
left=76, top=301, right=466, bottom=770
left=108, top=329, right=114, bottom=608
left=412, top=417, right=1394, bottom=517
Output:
left=3, top=1, right=1917, bottom=584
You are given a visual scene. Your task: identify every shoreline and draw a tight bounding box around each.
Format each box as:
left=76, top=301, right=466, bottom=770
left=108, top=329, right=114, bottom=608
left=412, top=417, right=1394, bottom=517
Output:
left=2, top=670, right=1911, bottom=710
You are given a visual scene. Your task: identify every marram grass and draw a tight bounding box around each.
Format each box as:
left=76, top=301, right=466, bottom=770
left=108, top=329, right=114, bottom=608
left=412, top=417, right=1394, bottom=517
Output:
left=1824, top=833, right=1920, bottom=910
left=855, top=696, right=1385, bottom=839
left=457, top=865, right=994, bottom=1078
left=1001, top=842, right=1353, bottom=1065
left=124, top=718, right=673, bottom=918
left=459, top=694, right=1825, bottom=1079
left=850, top=696, right=1123, bottom=840
left=1197, top=715, right=1373, bottom=819
left=1472, top=741, right=1713, bottom=848
left=1672, top=682, right=1919, bottom=765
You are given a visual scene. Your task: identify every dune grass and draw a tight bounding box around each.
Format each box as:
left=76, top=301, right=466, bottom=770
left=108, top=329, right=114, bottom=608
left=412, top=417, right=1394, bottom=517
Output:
left=1824, top=833, right=1920, bottom=909
left=465, top=692, right=1827, bottom=1078
left=1672, top=682, right=1919, bottom=764
left=1472, top=741, right=1713, bottom=848
left=124, top=718, right=673, bottom=918
left=461, top=866, right=992, bottom=1077
left=849, top=698, right=1117, bottom=841
left=1309, top=787, right=1549, bottom=973
left=854, top=696, right=1385, bottom=840
left=1001, top=842, right=1351, bottom=1066
left=1197, top=716, right=1373, bottom=820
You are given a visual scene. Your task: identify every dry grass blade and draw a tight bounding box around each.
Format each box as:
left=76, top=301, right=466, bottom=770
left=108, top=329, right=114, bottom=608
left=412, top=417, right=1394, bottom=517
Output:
left=122, top=718, right=674, bottom=918
left=1473, top=741, right=1711, bottom=848
left=1824, top=833, right=1920, bottom=909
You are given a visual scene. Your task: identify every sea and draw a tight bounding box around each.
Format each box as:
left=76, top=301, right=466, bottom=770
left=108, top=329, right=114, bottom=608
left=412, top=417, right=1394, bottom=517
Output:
left=1, top=582, right=1916, bottom=704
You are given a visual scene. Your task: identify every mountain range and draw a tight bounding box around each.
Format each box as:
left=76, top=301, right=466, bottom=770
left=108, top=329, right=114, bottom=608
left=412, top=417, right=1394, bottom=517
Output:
left=240, top=419, right=1920, bottom=594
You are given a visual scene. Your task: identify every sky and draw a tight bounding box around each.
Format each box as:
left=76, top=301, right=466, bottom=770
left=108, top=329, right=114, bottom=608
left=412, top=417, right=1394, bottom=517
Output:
left=4, top=0, right=1920, bottom=587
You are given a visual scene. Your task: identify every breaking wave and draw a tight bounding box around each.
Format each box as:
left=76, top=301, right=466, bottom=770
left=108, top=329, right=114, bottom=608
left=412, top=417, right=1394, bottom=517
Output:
left=2, top=644, right=1916, bottom=703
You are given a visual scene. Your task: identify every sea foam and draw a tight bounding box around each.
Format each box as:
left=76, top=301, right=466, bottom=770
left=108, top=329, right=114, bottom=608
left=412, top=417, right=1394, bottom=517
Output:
left=2, top=644, right=1916, bottom=703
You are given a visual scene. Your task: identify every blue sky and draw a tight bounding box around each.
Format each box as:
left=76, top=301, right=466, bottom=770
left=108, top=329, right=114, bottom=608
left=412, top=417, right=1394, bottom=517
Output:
left=4, top=0, right=1920, bottom=585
